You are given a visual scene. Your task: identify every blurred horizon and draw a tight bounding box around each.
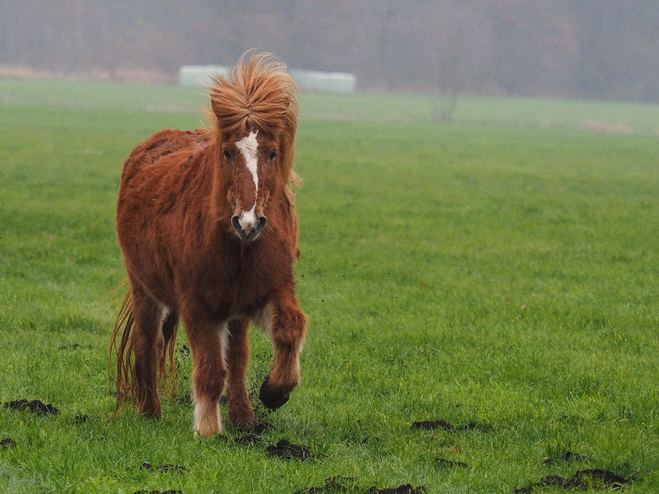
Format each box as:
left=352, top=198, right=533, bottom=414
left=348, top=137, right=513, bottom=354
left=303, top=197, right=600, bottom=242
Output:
left=1, top=1, right=659, bottom=104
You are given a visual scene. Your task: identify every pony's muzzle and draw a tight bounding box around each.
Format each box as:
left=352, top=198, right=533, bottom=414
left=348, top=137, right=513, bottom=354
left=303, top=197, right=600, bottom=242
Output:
left=232, top=213, right=267, bottom=242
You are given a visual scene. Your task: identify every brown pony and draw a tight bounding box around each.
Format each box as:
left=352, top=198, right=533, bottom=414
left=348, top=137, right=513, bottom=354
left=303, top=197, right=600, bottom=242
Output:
left=110, top=53, right=307, bottom=437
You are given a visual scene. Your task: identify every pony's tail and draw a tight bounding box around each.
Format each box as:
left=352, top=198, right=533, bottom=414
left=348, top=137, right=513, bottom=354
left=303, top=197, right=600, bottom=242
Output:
left=109, top=288, right=137, bottom=411
left=108, top=284, right=180, bottom=413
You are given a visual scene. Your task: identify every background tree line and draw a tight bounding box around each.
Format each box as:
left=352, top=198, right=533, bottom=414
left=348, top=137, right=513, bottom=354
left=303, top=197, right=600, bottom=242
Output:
left=1, top=0, right=658, bottom=103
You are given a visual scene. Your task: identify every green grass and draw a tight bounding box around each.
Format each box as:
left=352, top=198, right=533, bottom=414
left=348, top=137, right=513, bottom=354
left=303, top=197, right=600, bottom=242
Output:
left=2, top=77, right=659, bottom=133
left=1, top=79, right=659, bottom=493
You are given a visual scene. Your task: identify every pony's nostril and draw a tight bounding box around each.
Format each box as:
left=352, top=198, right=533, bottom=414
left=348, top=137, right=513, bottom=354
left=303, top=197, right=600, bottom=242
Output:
left=256, top=216, right=267, bottom=235
left=231, top=215, right=242, bottom=233
left=232, top=214, right=265, bottom=241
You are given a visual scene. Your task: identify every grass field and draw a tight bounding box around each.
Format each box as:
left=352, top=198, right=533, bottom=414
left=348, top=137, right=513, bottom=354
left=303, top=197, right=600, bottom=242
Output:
left=1, top=78, right=659, bottom=493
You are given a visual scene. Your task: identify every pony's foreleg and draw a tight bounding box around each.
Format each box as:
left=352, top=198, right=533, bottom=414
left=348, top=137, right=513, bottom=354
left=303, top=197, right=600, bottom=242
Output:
left=186, top=320, right=227, bottom=437
left=226, top=318, right=255, bottom=429
left=259, top=289, right=307, bottom=410
left=130, top=285, right=165, bottom=418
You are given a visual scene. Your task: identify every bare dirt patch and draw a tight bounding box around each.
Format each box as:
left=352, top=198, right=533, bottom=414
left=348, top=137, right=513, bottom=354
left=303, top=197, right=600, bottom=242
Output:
left=4, top=399, right=60, bottom=415
left=411, top=419, right=491, bottom=433
left=515, top=468, right=633, bottom=493
left=411, top=419, right=454, bottom=431
left=58, top=343, right=92, bottom=350
left=436, top=458, right=468, bottom=468
left=295, top=476, right=426, bottom=494
left=222, top=421, right=274, bottom=447
left=1, top=438, right=15, bottom=449
left=133, top=490, right=183, bottom=494
left=376, top=485, right=426, bottom=494
left=266, top=439, right=314, bottom=461
left=252, top=421, right=275, bottom=434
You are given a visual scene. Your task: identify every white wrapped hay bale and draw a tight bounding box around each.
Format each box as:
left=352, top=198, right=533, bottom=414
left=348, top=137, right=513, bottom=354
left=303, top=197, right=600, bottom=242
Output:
left=179, top=65, right=356, bottom=94
left=179, top=65, right=230, bottom=87
left=289, top=69, right=356, bottom=94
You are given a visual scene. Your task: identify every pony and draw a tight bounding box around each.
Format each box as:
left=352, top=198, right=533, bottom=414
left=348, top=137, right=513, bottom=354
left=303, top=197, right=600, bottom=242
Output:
left=110, top=53, right=307, bottom=437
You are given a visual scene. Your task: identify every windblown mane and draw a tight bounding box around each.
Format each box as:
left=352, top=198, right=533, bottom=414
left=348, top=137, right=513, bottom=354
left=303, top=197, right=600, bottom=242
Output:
left=207, top=53, right=299, bottom=187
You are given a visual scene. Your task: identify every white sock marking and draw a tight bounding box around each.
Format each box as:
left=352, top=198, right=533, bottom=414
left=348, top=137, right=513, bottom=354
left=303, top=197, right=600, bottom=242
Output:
left=192, top=323, right=228, bottom=436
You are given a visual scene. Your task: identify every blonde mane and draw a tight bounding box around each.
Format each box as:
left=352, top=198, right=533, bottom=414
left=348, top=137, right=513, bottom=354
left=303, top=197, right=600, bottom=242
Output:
left=207, top=52, right=299, bottom=186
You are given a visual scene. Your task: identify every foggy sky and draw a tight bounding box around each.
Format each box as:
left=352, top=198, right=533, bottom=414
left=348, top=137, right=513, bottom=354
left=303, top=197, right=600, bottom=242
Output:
left=1, top=0, right=658, bottom=103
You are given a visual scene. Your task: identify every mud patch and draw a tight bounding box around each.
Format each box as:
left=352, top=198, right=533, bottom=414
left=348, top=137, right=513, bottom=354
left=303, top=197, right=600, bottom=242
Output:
left=1, top=438, right=15, bottom=449
left=232, top=421, right=274, bottom=435
left=133, top=490, right=183, bottom=494
left=139, top=463, right=189, bottom=474
left=411, top=420, right=490, bottom=432
left=58, top=343, right=92, bottom=350
left=225, top=421, right=274, bottom=446
left=515, top=468, right=632, bottom=492
left=412, top=420, right=454, bottom=431
left=252, top=421, right=275, bottom=434
left=376, top=486, right=426, bottom=494
left=266, top=439, right=314, bottom=461
left=4, top=399, right=60, bottom=415
left=436, top=458, right=468, bottom=468
left=295, top=477, right=426, bottom=494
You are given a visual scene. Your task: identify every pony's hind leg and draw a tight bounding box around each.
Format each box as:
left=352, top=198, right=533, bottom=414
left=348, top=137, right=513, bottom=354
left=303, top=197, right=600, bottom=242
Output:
left=130, top=284, right=166, bottom=418
left=185, top=317, right=228, bottom=437
left=259, top=289, right=307, bottom=410
left=226, top=318, right=254, bottom=429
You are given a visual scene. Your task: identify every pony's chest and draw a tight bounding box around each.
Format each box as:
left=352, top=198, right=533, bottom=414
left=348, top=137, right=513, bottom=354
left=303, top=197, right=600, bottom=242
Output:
left=195, top=243, right=291, bottom=314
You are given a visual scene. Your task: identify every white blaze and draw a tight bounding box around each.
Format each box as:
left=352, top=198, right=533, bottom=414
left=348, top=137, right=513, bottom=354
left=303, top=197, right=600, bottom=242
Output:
left=235, top=130, right=259, bottom=231
left=236, top=130, right=259, bottom=198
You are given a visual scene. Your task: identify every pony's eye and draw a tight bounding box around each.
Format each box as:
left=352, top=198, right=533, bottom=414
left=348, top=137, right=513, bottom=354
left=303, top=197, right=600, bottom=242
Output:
left=268, top=150, right=277, bottom=162
left=223, top=150, right=231, bottom=161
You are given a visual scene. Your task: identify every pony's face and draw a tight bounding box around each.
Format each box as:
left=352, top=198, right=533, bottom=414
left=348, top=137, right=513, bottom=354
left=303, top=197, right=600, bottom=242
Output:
left=222, top=129, right=279, bottom=242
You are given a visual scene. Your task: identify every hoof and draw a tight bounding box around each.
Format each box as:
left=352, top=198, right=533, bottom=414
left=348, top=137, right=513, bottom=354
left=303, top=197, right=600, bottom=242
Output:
left=229, top=414, right=255, bottom=430
left=138, top=405, right=162, bottom=420
left=259, top=379, right=289, bottom=410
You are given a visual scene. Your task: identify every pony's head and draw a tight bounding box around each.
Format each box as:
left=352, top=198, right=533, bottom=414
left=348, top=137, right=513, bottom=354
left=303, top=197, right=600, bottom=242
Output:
left=208, top=53, right=298, bottom=242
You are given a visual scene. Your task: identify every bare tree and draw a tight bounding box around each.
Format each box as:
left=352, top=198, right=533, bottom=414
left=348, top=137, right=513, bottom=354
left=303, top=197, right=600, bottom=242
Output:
left=425, top=1, right=486, bottom=123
